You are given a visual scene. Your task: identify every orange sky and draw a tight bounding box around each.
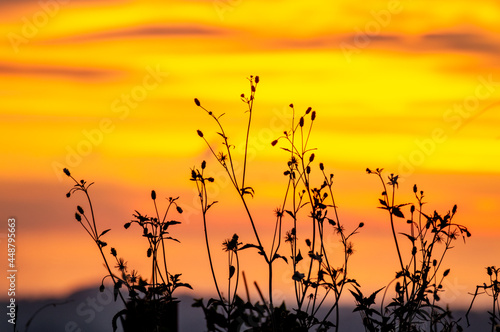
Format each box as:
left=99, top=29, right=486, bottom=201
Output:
left=1, top=0, right=499, bottom=310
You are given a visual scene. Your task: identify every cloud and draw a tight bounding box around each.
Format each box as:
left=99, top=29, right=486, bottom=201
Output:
left=50, top=24, right=225, bottom=44
left=420, top=32, right=500, bottom=54
left=0, top=63, right=117, bottom=80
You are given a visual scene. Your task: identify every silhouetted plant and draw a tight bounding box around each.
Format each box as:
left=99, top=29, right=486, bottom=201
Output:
left=192, top=76, right=361, bottom=331
left=352, top=168, right=471, bottom=332
left=64, top=169, right=190, bottom=332
left=466, top=266, right=500, bottom=332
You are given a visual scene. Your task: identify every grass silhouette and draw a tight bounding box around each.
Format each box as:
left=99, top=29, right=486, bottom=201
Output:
left=64, top=170, right=190, bottom=332
left=57, top=76, right=496, bottom=332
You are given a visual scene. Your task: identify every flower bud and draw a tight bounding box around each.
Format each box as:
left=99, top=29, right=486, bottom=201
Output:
left=309, top=153, right=315, bottom=163
left=271, top=139, right=278, bottom=146
left=75, top=213, right=81, bottom=222
left=197, top=130, right=204, bottom=137
left=77, top=206, right=84, bottom=214
left=289, top=103, right=294, bottom=108
left=319, top=163, right=324, bottom=171
left=299, top=117, right=304, bottom=127
left=201, top=160, right=206, bottom=169
left=176, top=206, right=183, bottom=214
left=194, top=98, right=201, bottom=106
left=305, top=107, right=312, bottom=114
left=359, top=222, right=364, bottom=228
left=63, top=168, right=71, bottom=176
left=255, top=76, right=260, bottom=83
left=311, top=111, right=316, bottom=121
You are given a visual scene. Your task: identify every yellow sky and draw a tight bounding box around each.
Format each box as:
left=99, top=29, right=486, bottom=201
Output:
left=0, top=0, right=499, bottom=310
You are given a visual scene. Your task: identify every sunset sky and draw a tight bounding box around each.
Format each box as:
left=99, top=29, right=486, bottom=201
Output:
left=1, top=0, right=499, bottom=312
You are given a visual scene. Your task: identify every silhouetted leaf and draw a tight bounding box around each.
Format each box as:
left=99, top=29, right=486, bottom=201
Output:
left=392, top=207, right=405, bottom=218
left=229, top=265, right=235, bottom=279
left=99, top=229, right=111, bottom=237
left=272, top=253, right=288, bottom=264
left=295, top=250, right=303, bottom=264
left=400, top=232, right=416, bottom=243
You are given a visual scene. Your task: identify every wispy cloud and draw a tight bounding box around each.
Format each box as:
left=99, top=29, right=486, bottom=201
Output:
left=420, top=31, right=500, bottom=54
left=47, top=24, right=226, bottom=44
left=0, top=63, right=118, bottom=80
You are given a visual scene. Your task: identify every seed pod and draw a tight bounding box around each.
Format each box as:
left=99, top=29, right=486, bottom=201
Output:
left=319, top=163, right=324, bottom=171
left=151, top=190, right=156, bottom=200
left=311, top=111, right=316, bottom=121
left=201, top=160, right=206, bottom=169
left=299, top=117, right=304, bottom=127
